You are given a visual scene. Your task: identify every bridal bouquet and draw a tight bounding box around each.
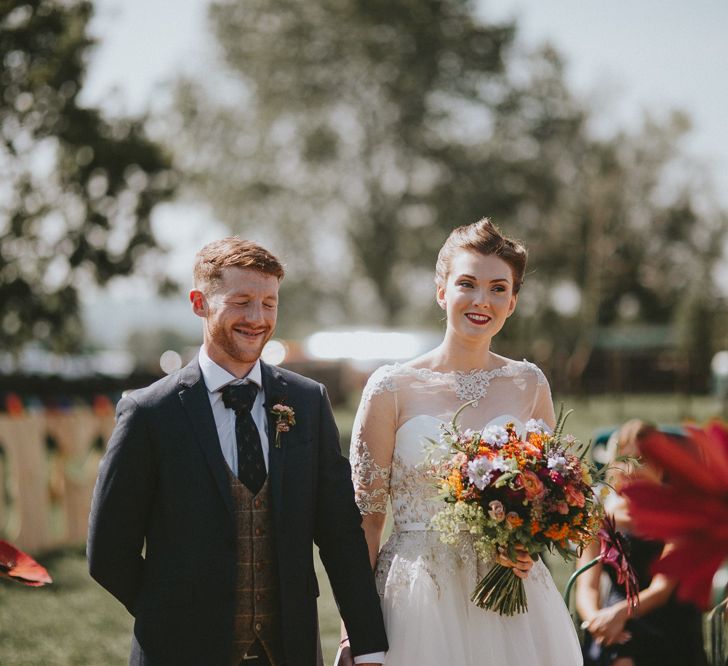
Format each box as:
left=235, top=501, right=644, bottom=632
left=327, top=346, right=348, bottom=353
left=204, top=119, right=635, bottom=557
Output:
left=428, top=404, right=603, bottom=615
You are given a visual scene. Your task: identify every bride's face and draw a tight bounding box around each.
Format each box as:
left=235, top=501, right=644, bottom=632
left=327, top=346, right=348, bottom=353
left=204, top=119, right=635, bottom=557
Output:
left=437, top=250, right=517, bottom=343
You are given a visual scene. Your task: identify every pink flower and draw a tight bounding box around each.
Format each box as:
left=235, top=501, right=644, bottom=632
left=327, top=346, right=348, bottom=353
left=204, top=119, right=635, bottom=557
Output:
left=564, top=484, right=585, bottom=507
left=555, top=501, right=570, bottom=515
left=598, top=514, right=639, bottom=612
left=488, top=500, right=506, bottom=522
left=549, top=470, right=565, bottom=486
left=271, top=403, right=296, bottom=448
left=521, top=470, right=546, bottom=500
left=452, top=452, right=468, bottom=468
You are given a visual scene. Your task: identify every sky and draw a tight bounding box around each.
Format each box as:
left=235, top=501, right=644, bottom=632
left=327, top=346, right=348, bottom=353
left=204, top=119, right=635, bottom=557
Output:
left=79, top=0, right=728, bottom=346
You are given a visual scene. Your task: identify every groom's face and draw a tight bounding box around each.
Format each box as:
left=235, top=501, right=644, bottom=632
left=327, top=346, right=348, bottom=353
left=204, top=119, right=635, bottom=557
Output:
left=193, top=266, right=279, bottom=376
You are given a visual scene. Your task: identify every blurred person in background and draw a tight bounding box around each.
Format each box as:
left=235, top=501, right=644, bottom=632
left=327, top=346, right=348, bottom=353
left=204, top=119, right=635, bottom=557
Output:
left=575, top=419, right=707, bottom=666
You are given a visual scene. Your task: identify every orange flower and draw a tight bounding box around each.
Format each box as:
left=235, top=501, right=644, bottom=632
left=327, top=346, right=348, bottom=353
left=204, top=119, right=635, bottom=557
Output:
left=521, top=470, right=546, bottom=500
left=448, top=471, right=463, bottom=498
left=527, top=432, right=544, bottom=447
left=522, top=441, right=542, bottom=458
left=543, top=523, right=569, bottom=540
left=530, top=520, right=541, bottom=535
left=506, top=512, right=523, bottom=529
left=564, top=484, right=586, bottom=507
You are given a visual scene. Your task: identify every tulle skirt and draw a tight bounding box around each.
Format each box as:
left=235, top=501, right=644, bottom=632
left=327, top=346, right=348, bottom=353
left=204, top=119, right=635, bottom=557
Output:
left=376, top=530, right=583, bottom=665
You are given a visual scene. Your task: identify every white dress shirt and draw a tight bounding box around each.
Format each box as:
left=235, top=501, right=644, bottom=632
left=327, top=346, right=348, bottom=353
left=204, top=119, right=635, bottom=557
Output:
left=198, top=347, right=384, bottom=665
left=198, top=347, right=270, bottom=473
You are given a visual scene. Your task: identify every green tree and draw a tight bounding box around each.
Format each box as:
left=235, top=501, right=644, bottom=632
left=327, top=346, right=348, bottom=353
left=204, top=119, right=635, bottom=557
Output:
left=167, top=0, right=727, bottom=388
left=0, top=0, right=176, bottom=352
left=169, top=0, right=519, bottom=328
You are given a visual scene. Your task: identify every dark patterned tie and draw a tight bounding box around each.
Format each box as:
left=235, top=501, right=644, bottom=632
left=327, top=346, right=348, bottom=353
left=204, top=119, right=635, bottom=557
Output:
left=220, top=382, right=266, bottom=494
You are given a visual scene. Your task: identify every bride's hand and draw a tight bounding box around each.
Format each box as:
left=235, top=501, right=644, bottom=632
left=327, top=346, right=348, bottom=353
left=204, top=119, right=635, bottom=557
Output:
left=497, top=544, right=534, bottom=579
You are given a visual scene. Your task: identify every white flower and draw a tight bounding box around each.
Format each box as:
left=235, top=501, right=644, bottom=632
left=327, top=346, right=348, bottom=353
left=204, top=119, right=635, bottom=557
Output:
left=491, top=456, right=512, bottom=473
left=467, top=456, right=495, bottom=489
left=481, top=424, right=509, bottom=447
left=525, top=418, right=552, bottom=435
left=547, top=453, right=568, bottom=471
left=467, top=455, right=510, bottom=489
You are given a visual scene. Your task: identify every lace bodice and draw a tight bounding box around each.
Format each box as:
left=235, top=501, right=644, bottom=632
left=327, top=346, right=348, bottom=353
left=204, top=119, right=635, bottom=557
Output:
left=350, top=359, right=555, bottom=521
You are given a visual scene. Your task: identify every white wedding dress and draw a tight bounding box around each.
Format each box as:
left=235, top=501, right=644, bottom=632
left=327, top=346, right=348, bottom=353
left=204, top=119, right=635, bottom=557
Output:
left=350, top=359, right=582, bottom=665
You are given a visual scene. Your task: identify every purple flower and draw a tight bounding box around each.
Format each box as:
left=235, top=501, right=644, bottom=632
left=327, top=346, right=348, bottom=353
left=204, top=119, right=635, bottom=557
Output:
left=599, top=514, right=639, bottom=613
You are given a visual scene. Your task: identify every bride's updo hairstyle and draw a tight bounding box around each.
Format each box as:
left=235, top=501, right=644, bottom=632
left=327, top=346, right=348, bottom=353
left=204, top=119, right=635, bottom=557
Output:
left=435, top=217, right=527, bottom=294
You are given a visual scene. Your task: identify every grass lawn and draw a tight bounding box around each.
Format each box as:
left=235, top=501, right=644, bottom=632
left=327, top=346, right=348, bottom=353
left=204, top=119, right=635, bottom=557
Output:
left=1, top=394, right=723, bottom=665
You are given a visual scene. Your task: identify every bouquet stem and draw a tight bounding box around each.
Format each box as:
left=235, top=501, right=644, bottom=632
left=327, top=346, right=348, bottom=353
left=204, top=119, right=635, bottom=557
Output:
left=471, top=563, right=527, bottom=615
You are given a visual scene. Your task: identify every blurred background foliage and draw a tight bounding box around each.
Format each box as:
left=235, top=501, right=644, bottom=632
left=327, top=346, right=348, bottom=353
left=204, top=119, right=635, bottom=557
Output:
left=164, top=0, right=727, bottom=389
left=0, top=0, right=177, bottom=354
left=1, top=0, right=728, bottom=393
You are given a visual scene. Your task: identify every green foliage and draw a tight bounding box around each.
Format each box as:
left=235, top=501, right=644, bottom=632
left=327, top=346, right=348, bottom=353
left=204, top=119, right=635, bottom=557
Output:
left=0, top=1, right=177, bottom=352
left=170, top=0, right=518, bottom=327
left=168, top=0, right=728, bottom=384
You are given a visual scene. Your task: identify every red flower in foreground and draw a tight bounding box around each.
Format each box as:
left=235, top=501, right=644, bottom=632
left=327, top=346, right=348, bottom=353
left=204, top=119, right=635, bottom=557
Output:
left=0, top=540, right=52, bottom=586
left=622, top=421, right=728, bottom=609
left=599, top=514, right=639, bottom=612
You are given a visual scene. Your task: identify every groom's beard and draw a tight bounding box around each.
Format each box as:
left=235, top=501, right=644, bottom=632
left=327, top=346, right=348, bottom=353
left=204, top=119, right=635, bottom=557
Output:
left=208, top=319, right=275, bottom=365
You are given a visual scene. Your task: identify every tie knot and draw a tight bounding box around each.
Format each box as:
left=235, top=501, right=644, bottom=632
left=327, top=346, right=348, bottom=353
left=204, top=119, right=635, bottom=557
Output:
left=220, top=382, right=258, bottom=414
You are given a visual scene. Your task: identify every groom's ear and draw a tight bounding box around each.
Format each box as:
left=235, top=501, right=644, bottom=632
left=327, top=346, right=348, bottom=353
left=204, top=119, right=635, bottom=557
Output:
left=190, top=289, right=208, bottom=318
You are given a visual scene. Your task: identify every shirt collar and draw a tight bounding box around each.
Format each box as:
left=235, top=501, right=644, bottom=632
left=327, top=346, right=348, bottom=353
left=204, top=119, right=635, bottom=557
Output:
left=198, top=346, right=263, bottom=394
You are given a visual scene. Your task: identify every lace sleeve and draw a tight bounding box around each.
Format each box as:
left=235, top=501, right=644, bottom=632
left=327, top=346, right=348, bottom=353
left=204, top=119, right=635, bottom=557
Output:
left=530, top=365, right=556, bottom=430
left=349, top=366, right=397, bottom=515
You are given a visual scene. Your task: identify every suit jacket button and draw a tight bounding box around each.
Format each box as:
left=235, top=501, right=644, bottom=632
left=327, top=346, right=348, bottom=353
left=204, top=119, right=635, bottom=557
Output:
left=256, top=562, right=264, bottom=571
left=256, top=593, right=263, bottom=601
left=255, top=527, right=262, bottom=536
left=255, top=622, right=263, bottom=631
left=254, top=499, right=262, bottom=509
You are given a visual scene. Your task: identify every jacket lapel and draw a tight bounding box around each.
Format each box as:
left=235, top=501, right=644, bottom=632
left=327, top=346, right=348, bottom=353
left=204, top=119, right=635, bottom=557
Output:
left=177, top=358, right=234, bottom=518
left=261, top=361, right=288, bottom=516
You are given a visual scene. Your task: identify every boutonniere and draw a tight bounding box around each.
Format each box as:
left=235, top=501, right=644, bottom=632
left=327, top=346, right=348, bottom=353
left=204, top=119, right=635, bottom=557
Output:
left=271, top=403, right=296, bottom=448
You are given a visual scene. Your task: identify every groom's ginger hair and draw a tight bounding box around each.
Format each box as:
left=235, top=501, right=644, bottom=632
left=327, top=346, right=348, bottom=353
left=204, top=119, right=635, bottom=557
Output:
left=193, top=237, right=285, bottom=292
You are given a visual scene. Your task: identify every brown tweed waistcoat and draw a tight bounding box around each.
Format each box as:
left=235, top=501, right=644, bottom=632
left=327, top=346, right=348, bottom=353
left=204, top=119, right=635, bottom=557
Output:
left=227, top=468, right=285, bottom=666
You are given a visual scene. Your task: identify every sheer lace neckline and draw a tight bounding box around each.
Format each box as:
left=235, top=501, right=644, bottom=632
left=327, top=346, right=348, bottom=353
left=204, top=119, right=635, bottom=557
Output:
left=391, top=360, right=515, bottom=378
left=388, top=359, right=537, bottom=403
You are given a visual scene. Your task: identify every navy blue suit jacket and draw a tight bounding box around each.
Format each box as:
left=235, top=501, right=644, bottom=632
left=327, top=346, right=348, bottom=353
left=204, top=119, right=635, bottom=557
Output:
left=87, top=358, right=387, bottom=665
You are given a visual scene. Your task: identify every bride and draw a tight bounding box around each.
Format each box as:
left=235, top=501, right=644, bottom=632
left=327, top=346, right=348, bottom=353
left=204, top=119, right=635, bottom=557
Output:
left=344, top=218, right=582, bottom=664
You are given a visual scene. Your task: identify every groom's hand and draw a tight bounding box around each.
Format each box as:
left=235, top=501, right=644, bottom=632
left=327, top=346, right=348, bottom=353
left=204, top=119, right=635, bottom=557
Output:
left=334, top=643, right=381, bottom=666
left=334, top=644, right=353, bottom=666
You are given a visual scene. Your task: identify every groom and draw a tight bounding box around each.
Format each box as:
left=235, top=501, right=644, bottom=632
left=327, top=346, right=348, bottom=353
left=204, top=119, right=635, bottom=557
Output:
left=87, top=238, right=387, bottom=666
